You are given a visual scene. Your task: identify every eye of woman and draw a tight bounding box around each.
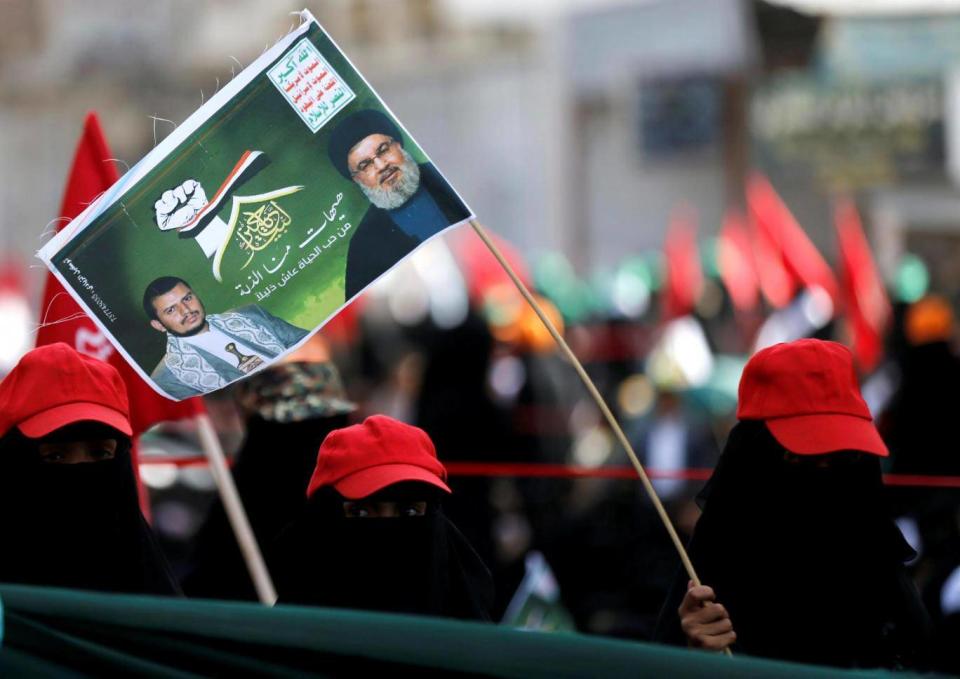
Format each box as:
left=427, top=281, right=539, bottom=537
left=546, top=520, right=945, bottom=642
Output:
left=783, top=451, right=861, bottom=469
left=91, top=447, right=115, bottom=461
left=91, top=439, right=118, bottom=460
left=342, top=502, right=372, bottom=519
left=39, top=450, right=66, bottom=464
left=400, top=501, right=428, bottom=518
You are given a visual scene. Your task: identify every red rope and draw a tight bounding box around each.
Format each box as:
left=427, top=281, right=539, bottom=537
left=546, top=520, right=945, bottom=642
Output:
left=880, top=474, right=960, bottom=488
left=444, top=462, right=713, bottom=481
left=138, top=457, right=960, bottom=488
left=143, top=456, right=216, bottom=468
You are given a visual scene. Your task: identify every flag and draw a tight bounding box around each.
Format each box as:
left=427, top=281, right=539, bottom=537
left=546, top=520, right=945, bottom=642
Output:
left=835, top=198, right=891, bottom=372
left=662, top=206, right=703, bottom=319
left=747, top=173, right=838, bottom=305
left=36, top=113, right=205, bottom=434
left=501, top=552, right=575, bottom=631
left=38, top=15, right=476, bottom=402
left=450, top=227, right=532, bottom=304
left=749, top=207, right=795, bottom=309
left=717, top=209, right=760, bottom=312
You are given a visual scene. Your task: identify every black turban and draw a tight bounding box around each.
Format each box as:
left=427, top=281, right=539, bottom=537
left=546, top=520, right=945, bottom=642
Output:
left=327, top=109, right=403, bottom=179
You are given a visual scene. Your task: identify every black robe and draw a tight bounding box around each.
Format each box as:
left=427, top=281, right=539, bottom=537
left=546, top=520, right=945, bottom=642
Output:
left=655, top=421, right=930, bottom=669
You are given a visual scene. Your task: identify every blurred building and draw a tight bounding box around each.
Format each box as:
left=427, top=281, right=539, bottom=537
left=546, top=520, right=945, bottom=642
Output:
left=0, top=0, right=757, bottom=305
left=753, top=2, right=960, bottom=297
left=6, top=0, right=960, bottom=317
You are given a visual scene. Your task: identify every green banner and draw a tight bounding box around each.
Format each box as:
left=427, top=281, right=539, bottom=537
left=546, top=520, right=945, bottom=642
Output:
left=0, top=584, right=916, bottom=678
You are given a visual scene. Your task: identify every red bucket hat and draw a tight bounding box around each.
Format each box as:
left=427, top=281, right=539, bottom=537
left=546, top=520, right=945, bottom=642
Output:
left=737, top=339, right=888, bottom=457
left=0, top=342, right=132, bottom=439
left=307, top=415, right=451, bottom=499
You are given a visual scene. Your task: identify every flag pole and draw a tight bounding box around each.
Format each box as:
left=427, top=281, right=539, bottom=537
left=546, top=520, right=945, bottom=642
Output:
left=195, top=412, right=278, bottom=605
left=469, top=220, right=721, bottom=635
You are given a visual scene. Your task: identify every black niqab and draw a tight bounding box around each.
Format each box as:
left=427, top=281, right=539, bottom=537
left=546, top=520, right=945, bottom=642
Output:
left=0, top=426, right=179, bottom=595
left=271, top=485, right=494, bottom=621
left=655, top=421, right=929, bottom=669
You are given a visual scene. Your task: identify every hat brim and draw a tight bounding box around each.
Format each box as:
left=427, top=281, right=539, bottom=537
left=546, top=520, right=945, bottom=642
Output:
left=765, top=413, right=888, bottom=457
left=334, top=463, right=451, bottom=500
left=18, top=402, right=133, bottom=439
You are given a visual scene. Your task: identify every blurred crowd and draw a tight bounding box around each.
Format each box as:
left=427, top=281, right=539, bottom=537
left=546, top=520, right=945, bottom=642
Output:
left=112, top=225, right=958, bottom=672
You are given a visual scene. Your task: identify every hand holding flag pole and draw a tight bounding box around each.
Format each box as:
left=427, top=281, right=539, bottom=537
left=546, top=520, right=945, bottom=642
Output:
left=469, top=219, right=731, bottom=656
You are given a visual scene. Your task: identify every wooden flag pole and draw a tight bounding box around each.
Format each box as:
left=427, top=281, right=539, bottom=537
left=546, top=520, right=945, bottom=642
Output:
left=195, top=413, right=278, bottom=605
left=470, top=220, right=730, bottom=652
left=469, top=219, right=696, bottom=577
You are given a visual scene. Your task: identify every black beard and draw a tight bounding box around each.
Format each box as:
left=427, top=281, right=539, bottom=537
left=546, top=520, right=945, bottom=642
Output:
left=169, top=319, right=207, bottom=337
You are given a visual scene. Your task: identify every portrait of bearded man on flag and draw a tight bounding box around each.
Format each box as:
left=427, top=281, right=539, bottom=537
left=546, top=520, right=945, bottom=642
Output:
left=327, top=109, right=470, bottom=300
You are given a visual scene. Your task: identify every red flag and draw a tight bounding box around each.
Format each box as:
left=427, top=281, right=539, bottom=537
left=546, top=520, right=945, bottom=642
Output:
left=662, top=206, right=703, bottom=319
left=450, top=227, right=532, bottom=304
left=747, top=173, right=838, bottom=305
left=835, top=198, right=891, bottom=372
left=749, top=207, right=795, bottom=309
left=36, top=113, right=204, bottom=434
left=717, top=209, right=760, bottom=312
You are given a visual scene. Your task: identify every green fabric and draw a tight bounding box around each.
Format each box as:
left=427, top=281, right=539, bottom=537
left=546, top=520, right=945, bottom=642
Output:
left=0, top=584, right=921, bottom=677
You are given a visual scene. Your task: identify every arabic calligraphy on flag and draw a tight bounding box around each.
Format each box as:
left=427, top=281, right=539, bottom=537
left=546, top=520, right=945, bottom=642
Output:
left=268, top=38, right=355, bottom=133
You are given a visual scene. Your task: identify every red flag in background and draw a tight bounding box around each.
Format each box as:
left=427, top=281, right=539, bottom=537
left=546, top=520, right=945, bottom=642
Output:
left=662, top=206, right=703, bottom=319
left=717, top=209, right=760, bottom=312
left=451, top=226, right=533, bottom=304
left=747, top=173, right=838, bottom=306
left=749, top=207, right=795, bottom=308
left=36, top=113, right=205, bottom=435
left=835, top=198, right=891, bottom=372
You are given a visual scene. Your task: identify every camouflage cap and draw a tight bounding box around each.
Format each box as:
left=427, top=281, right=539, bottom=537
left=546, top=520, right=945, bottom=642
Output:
left=235, top=361, right=356, bottom=423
